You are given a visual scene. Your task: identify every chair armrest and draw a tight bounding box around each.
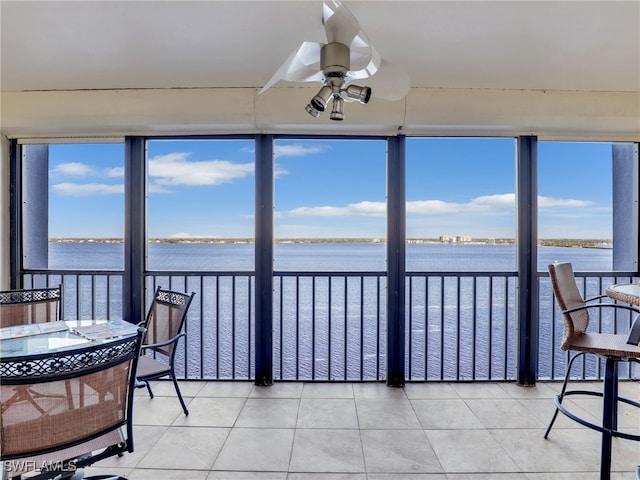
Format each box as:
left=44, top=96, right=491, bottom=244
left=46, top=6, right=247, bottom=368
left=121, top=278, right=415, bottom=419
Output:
left=627, top=316, right=640, bottom=345
left=563, top=303, right=640, bottom=316
left=141, top=332, right=185, bottom=351
left=584, top=294, right=609, bottom=303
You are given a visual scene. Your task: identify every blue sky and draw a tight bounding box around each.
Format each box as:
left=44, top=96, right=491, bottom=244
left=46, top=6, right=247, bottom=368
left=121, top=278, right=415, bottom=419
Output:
left=47, top=138, right=613, bottom=239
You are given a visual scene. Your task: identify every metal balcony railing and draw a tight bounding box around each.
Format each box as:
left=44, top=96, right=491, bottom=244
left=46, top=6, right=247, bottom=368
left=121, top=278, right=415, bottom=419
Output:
left=22, top=269, right=639, bottom=382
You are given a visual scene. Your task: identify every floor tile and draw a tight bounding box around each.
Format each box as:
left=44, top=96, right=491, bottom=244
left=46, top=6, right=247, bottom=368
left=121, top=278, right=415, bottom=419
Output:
left=352, top=382, right=407, bottom=399
left=450, top=382, right=512, bottom=399
left=360, top=429, right=443, bottom=473
left=98, top=425, right=168, bottom=468
left=208, top=472, right=287, bottom=480
left=404, top=382, right=460, bottom=399
left=213, top=428, right=294, bottom=471
left=137, top=426, right=229, bottom=470
left=464, top=398, right=547, bottom=429
left=301, top=382, right=354, bottom=398
left=236, top=398, right=300, bottom=428
left=412, top=399, right=484, bottom=430
left=148, top=379, right=205, bottom=397
left=128, top=468, right=210, bottom=479
left=171, top=397, right=245, bottom=427
left=133, top=395, right=187, bottom=425
left=426, top=429, right=520, bottom=473
left=198, top=381, right=255, bottom=397
left=297, top=398, right=358, bottom=428
left=250, top=383, right=304, bottom=398
left=356, top=397, right=421, bottom=429
left=289, top=429, right=365, bottom=473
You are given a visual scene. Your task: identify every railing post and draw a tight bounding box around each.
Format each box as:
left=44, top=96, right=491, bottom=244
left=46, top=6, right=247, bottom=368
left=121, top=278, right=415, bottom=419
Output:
left=516, top=135, right=538, bottom=385
left=387, top=135, right=406, bottom=387
left=255, top=134, right=274, bottom=385
left=123, top=137, right=146, bottom=324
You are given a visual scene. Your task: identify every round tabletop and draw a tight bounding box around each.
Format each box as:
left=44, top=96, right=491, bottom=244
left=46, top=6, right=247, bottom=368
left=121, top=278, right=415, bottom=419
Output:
left=605, top=283, right=640, bottom=306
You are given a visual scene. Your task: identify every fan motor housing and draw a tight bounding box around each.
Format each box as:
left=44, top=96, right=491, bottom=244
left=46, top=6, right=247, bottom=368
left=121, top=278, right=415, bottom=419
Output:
left=320, top=42, right=350, bottom=74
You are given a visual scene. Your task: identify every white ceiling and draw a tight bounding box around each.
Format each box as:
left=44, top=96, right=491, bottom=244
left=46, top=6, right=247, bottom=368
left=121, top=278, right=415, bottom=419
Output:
left=1, top=0, right=639, bottom=138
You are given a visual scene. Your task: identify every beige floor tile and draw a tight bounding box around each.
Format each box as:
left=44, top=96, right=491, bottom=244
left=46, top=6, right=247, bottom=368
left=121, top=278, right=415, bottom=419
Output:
left=465, top=398, right=547, bottom=429
left=499, top=382, right=557, bottom=399
left=171, top=396, right=245, bottom=427
left=209, top=472, right=287, bottom=479
left=412, top=398, right=484, bottom=430
left=361, top=429, right=443, bottom=473
left=352, top=382, right=407, bottom=399
left=450, top=383, right=512, bottom=399
left=356, top=397, right=421, bottom=429
left=198, top=381, right=255, bottom=397
left=137, top=426, right=229, bottom=470
left=490, top=428, right=599, bottom=473
left=128, top=468, right=210, bottom=479
left=213, top=428, right=294, bottom=472
left=133, top=395, right=188, bottom=425
left=98, top=425, right=168, bottom=468
left=426, top=429, right=520, bottom=473
left=236, top=398, right=300, bottom=428
left=148, top=379, right=205, bottom=397
left=288, top=474, right=366, bottom=480
left=404, top=382, right=460, bottom=399
left=289, top=429, right=365, bottom=473
left=297, top=398, right=358, bottom=428
left=301, top=382, right=354, bottom=398
left=448, top=474, right=528, bottom=480
left=250, top=383, right=304, bottom=398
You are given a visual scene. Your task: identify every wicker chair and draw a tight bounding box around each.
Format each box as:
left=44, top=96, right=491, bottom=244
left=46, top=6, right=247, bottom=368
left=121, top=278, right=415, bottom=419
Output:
left=136, top=287, right=195, bottom=416
left=0, top=285, right=62, bottom=328
left=545, top=262, right=640, bottom=480
left=1, top=328, right=145, bottom=480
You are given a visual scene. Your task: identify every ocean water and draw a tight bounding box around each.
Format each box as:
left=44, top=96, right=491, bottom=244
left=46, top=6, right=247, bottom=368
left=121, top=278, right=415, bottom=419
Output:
left=48, top=241, right=613, bottom=272
left=43, top=242, right=618, bottom=380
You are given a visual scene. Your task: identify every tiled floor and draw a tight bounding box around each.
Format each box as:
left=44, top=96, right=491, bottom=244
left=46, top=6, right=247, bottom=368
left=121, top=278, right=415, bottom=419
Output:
left=85, top=380, right=639, bottom=480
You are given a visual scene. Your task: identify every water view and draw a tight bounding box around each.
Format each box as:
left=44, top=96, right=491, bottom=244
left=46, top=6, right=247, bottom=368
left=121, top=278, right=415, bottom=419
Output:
left=40, top=241, right=624, bottom=381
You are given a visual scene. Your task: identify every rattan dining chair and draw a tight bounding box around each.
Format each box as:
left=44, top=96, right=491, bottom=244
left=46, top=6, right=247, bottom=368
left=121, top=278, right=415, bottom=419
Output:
left=545, top=262, right=640, bottom=479
left=0, top=285, right=62, bottom=328
left=136, top=287, right=195, bottom=416
left=1, top=328, right=145, bottom=480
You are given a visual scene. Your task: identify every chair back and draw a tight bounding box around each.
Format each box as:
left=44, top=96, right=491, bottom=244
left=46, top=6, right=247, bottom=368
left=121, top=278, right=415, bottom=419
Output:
left=143, top=287, right=195, bottom=357
left=548, top=262, right=589, bottom=349
left=0, top=328, right=144, bottom=463
left=0, top=285, right=62, bottom=328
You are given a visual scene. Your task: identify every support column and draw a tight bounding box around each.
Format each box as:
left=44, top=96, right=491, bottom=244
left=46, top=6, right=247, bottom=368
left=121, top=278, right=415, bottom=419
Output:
left=386, top=135, right=406, bottom=387
left=123, top=137, right=146, bottom=324
left=255, top=134, right=274, bottom=385
left=516, top=136, right=538, bottom=386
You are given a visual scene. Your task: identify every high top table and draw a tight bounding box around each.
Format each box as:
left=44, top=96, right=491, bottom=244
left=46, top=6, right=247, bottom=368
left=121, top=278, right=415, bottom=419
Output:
left=605, top=283, right=640, bottom=345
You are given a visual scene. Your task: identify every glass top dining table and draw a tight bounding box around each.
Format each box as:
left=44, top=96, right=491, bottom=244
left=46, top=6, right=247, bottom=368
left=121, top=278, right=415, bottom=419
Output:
left=0, top=319, right=141, bottom=359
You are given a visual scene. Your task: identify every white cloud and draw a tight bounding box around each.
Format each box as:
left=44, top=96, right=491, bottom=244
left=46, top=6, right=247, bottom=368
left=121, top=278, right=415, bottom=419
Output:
left=106, top=167, right=124, bottom=177
left=51, top=182, right=123, bottom=196
left=51, top=162, right=94, bottom=177
left=538, top=196, right=593, bottom=208
left=285, top=193, right=593, bottom=218
left=274, top=144, right=327, bottom=158
left=148, top=152, right=254, bottom=187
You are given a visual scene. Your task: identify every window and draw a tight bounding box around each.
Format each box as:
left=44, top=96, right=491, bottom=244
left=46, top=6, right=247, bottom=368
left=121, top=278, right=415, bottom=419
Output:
left=273, top=138, right=387, bottom=271
left=145, top=139, right=255, bottom=271
left=405, top=138, right=517, bottom=271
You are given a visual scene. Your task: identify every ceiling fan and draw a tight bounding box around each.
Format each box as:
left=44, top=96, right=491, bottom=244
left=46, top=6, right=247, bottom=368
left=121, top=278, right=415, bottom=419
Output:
left=259, top=0, right=410, bottom=121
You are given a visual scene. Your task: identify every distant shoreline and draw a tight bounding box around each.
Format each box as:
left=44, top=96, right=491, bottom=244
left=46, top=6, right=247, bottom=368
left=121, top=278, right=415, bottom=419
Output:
left=50, top=238, right=613, bottom=248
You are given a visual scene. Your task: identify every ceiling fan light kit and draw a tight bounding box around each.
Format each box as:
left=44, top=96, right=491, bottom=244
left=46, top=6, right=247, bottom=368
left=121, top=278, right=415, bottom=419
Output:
left=259, top=0, right=409, bottom=121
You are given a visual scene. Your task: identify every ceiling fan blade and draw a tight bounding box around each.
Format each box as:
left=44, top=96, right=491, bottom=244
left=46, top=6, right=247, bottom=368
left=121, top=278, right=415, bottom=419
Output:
left=347, top=46, right=381, bottom=81
left=365, top=59, right=411, bottom=101
left=259, top=42, right=324, bottom=94
left=323, top=0, right=373, bottom=70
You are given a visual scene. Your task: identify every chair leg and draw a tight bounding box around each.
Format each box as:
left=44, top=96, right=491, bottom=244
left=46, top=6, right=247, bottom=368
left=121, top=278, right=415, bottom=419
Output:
left=544, top=352, right=584, bottom=439
left=599, top=357, right=617, bottom=480
left=170, top=369, right=189, bottom=415
left=145, top=380, right=154, bottom=399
